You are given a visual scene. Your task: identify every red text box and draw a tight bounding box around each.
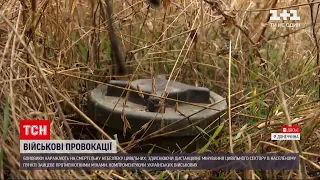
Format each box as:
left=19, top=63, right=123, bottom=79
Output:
left=281, top=126, right=300, bottom=133
left=20, top=120, right=50, bottom=140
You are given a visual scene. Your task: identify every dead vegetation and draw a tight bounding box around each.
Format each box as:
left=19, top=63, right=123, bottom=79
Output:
left=0, top=0, right=320, bottom=179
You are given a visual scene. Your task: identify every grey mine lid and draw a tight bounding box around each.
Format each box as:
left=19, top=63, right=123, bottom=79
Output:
left=88, top=75, right=227, bottom=136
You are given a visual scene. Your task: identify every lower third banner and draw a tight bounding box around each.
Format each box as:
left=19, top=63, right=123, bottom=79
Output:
left=20, top=153, right=299, bottom=170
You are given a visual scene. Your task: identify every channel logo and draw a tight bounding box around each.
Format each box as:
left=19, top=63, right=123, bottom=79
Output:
left=20, top=120, right=51, bottom=140
left=269, top=9, right=300, bottom=28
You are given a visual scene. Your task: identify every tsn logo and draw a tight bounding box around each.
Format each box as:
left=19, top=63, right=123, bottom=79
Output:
left=20, top=120, right=50, bottom=140
left=269, top=9, right=301, bottom=28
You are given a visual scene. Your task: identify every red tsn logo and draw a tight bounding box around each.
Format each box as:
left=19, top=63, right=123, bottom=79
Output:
left=20, top=120, right=50, bottom=140
left=281, top=126, right=300, bottom=133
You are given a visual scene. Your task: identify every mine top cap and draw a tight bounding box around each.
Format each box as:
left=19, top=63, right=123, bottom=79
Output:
left=108, top=74, right=211, bottom=105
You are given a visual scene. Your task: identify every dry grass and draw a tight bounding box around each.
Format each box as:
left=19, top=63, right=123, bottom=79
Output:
left=1, top=0, right=320, bottom=179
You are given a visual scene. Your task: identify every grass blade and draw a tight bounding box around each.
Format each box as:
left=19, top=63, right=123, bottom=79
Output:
left=198, top=122, right=225, bottom=153
left=0, top=98, right=10, bottom=178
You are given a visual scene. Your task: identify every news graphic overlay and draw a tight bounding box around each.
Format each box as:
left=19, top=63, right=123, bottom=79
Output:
left=20, top=120, right=50, bottom=140
left=20, top=120, right=299, bottom=170
left=269, top=9, right=301, bottom=28
left=21, top=153, right=299, bottom=170
left=271, top=125, right=300, bottom=140
left=20, top=120, right=117, bottom=170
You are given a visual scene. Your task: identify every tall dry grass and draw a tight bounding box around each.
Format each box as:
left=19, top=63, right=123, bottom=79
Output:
left=0, top=0, right=320, bottom=179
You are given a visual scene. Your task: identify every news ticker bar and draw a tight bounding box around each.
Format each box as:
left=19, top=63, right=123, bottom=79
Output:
left=20, top=153, right=299, bottom=170
left=20, top=140, right=117, bottom=153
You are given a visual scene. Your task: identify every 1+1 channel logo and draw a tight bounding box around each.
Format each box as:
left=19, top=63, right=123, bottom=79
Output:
left=269, top=9, right=300, bottom=28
